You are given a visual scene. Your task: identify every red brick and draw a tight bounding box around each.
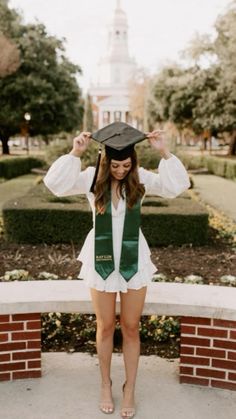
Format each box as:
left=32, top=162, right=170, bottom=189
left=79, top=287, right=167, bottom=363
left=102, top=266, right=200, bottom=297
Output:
left=213, top=319, right=236, bottom=328
left=213, top=339, right=236, bottom=350
left=0, top=315, right=10, bottom=323
left=181, top=325, right=196, bottom=334
left=180, top=376, right=209, bottom=386
left=228, top=351, right=236, bottom=360
left=180, top=366, right=193, bottom=375
left=0, top=372, right=11, bottom=381
left=12, top=370, right=41, bottom=380
left=197, top=327, right=228, bottom=338
left=0, top=322, right=24, bottom=332
left=0, top=362, right=25, bottom=372
left=12, top=331, right=41, bottom=341
left=0, top=342, right=26, bottom=352
left=13, top=351, right=41, bottom=360
left=0, top=354, right=10, bottom=362
left=26, top=321, right=41, bottom=330
left=196, top=348, right=226, bottom=358
left=12, top=313, right=41, bottom=321
left=212, top=359, right=236, bottom=370
left=181, top=336, right=210, bottom=347
left=211, top=380, right=236, bottom=391
left=196, top=368, right=225, bottom=379
left=28, top=360, right=41, bottom=369
left=229, top=372, right=236, bottom=381
left=230, top=331, right=236, bottom=340
left=180, top=356, right=210, bottom=366
left=181, top=317, right=211, bottom=325
left=0, top=333, right=8, bottom=342
left=180, top=346, right=194, bottom=355
left=27, top=340, right=41, bottom=349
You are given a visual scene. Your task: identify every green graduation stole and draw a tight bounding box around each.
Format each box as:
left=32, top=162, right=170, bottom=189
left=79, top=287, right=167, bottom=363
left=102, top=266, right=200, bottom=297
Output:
left=95, top=193, right=141, bottom=282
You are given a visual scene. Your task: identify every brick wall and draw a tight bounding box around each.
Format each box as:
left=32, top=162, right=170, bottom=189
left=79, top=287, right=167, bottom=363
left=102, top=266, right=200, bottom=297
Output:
left=180, top=316, right=236, bottom=391
left=1, top=311, right=236, bottom=388
left=0, top=313, right=41, bottom=381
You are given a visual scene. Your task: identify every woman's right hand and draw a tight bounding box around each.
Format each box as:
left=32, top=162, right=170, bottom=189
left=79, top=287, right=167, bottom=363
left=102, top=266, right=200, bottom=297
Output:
left=70, top=132, right=91, bottom=156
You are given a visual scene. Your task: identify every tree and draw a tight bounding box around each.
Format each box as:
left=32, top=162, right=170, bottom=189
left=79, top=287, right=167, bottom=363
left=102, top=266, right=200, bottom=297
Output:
left=147, top=1, right=236, bottom=155
left=0, top=1, right=83, bottom=154
left=181, top=1, right=236, bottom=154
left=146, top=65, right=197, bottom=134
left=128, top=67, right=150, bottom=130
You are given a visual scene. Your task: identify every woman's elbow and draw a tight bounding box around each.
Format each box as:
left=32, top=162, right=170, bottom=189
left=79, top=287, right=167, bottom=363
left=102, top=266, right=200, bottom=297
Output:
left=165, top=178, right=191, bottom=198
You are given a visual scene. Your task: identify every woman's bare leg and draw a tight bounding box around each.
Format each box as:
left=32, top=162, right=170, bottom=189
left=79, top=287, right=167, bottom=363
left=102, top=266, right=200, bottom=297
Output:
left=90, top=288, right=117, bottom=413
left=119, top=286, right=147, bottom=417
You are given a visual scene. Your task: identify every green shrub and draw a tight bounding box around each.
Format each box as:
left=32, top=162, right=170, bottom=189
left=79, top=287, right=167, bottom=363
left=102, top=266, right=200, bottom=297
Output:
left=174, top=152, right=205, bottom=170
left=225, top=159, right=236, bottom=180
left=44, top=139, right=101, bottom=169
left=203, top=156, right=226, bottom=177
left=2, top=184, right=208, bottom=246
left=136, top=142, right=162, bottom=169
left=175, top=151, right=236, bottom=180
left=0, top=157, right=45, bottom=179
left=44, top=139, right=165, bottom=170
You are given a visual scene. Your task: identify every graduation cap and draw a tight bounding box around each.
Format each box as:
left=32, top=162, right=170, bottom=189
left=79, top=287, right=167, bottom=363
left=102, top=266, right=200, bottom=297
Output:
left=90, top=122, right=147, bottom=192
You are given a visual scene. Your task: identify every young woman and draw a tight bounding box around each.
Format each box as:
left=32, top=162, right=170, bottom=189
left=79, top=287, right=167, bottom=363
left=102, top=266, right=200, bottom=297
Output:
left=43, top=128, right=190, bottom=418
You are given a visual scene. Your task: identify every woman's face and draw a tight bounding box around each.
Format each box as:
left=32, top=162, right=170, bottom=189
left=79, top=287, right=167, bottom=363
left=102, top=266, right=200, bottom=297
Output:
left=110, top=157, right=132, bottom=180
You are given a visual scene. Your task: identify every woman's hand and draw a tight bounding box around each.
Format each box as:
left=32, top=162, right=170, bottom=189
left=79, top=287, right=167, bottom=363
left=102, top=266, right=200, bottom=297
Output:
left=146, top=130, right=172, bottom=159
left=69, top=132, right=91, bottom=157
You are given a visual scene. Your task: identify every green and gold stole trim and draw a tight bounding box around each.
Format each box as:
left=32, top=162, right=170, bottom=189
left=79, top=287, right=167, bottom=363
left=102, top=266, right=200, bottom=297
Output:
left=95, top=193, right=141, bottom=282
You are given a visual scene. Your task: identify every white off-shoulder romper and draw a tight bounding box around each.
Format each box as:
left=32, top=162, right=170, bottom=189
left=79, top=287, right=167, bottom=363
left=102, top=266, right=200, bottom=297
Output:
left=43, top=153, right=190, bottom=293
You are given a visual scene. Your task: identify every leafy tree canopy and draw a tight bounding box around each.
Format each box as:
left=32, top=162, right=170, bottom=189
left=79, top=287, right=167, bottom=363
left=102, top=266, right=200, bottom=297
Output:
left=0, top=0, right=83, bottom=154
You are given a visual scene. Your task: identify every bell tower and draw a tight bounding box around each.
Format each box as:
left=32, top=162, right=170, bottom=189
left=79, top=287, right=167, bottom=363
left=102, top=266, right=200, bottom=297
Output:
left=89, top=1, right=137, bottom=128
left=97, top=0, right=135, bottom=86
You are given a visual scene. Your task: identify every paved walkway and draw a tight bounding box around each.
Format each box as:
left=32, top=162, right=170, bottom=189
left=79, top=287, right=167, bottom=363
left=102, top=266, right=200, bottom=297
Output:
left=0, top=353, right=236, bottom=419
left=191, top=174, right=236, bottom=222
left=0, top=174, right=36, bottom=213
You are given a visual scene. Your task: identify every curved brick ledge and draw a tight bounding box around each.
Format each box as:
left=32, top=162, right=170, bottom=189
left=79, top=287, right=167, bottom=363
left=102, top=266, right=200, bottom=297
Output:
left=0, top=281, right=235, bottom=390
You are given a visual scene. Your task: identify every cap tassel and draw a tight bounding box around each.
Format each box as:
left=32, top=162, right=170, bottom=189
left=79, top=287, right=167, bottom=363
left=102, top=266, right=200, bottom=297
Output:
left=90, top=147, right=102, bottom=193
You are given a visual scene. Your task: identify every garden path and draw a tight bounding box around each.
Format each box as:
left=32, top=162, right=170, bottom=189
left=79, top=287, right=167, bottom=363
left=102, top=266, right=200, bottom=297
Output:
left=0, top=352, right=236, bottom=419
left=191, top=173, right=236, bottom=222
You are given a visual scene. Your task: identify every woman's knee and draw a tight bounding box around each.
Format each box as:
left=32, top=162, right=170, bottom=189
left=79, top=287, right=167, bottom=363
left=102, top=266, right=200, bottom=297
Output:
left=120, top=321, right=140, bottom=339
left=97, top=320, right=116, bottom=339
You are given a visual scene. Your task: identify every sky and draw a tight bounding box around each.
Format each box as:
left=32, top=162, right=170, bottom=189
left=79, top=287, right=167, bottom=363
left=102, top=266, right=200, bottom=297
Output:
left=10, top=0, right=231, bottom=93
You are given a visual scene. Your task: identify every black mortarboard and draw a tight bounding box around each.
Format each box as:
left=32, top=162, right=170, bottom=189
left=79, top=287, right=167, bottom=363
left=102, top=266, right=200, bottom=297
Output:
left=90, top=122, right=147, bottom=192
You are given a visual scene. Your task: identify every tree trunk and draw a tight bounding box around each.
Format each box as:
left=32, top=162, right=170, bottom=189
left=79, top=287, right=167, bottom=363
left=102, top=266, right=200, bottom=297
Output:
left=228, top=130, right=236, bottom=156
left=1, top=134, right=10, bottom=155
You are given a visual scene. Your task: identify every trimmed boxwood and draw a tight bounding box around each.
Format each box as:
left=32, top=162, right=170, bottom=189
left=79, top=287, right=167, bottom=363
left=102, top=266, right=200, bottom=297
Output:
left=0, top=157, right=45, bottom=179
left=175, top=151, right=236, bottom=180
left=2, top=183, right=208, bottom=246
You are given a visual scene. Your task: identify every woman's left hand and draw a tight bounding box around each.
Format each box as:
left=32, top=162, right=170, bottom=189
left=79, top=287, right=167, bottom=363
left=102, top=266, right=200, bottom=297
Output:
left=146, top=130, right=172, bottom=159
left=146, top=130, right=169, bottom=153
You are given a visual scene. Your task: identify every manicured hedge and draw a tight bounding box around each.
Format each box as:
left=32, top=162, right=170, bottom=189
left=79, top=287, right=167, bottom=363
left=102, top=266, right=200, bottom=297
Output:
left=175, top=151, right=236, bottom=180
left=0, top=156, right=45, bottom=179
left=2, top=183, right=208, bottom=246
left=44, top=140, right=162, bottom=170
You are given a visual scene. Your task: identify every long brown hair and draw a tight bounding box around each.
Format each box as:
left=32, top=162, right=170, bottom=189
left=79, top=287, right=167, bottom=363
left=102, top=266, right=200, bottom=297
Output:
left=94, top=149, right=145, bottom=214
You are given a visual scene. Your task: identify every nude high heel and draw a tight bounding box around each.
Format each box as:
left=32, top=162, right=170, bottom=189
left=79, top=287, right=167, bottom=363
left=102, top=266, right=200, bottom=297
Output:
left=99, top=378, right=115, bottom=414
left=120, top=381, right=136, bottom=418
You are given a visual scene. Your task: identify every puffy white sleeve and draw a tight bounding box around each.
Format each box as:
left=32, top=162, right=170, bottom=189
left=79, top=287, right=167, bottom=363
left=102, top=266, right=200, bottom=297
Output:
left=43, top=154, right=95, bottom=196
left=139, top=153, right=191, bottom=198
